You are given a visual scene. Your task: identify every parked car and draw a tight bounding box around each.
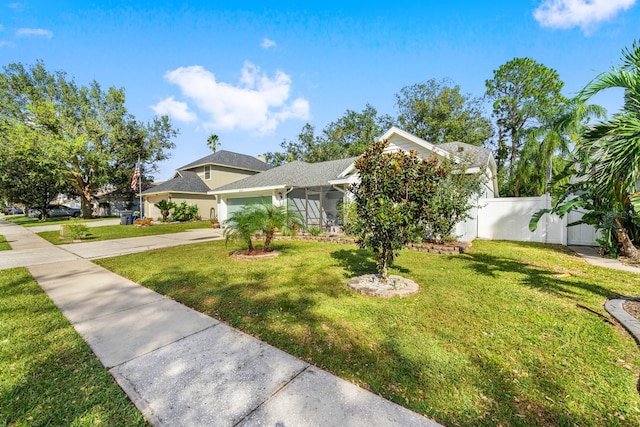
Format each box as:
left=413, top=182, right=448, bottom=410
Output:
left=2, top=206, right=24, bottom=215
left=28, top=205, right=81, bottom=219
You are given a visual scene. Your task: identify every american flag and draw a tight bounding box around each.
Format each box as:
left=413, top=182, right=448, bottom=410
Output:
left=131, top=162, right=141, bottom=191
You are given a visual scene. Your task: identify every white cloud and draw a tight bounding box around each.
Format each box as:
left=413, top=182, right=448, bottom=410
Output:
left=534, top=0, right=636, bottom=32
left=260, top=38, right=276, bottom=49
left=16, top=28, right=53, bottom=38
left=0, top=41, right=13, bottom=48
left=159, top=62, right=310, bottom=135
left=150, top=96, right=197, bottom=122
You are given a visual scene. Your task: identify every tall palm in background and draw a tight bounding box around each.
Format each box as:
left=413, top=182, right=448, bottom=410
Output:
left=577, top=40, right=640, bottom=258
left=516, top=99, right=606, bottom=196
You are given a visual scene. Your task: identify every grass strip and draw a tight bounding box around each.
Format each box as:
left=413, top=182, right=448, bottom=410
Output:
left=96, top=239, right=640, bottom=426
left=0, top=268, right=148, bottom=426
left=37, top=221, right=212, bottom=244
left=2, top=215, right=118, bottom=227
left=0, top=235, right=10, bottom=250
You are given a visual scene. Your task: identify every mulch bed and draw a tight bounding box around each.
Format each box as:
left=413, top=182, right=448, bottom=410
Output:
left=623, top=300, right=640, bottom=321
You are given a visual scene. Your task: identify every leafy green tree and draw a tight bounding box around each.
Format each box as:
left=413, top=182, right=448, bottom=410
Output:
left=0, top=109, right=72, bottom=214
left=427, top=157, right=482, bottom=241
left=264, top=105, right=392, bottom=166
left=0, top=61, right=177, bottom=218
left=485, top=58, right=567, bottom=196
left=350, top=140, right=447, bottom=278
left=395, top=79, right=492, bottom=147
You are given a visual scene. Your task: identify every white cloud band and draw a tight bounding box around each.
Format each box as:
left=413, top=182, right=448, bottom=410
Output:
left=153, top=62, right=309, bottom=135
left=534, top=0, right=636, bottom=32
left=16, top=28, right=53, bottom=38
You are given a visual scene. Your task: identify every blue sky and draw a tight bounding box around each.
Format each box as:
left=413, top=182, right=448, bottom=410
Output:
left=1, top=0, right=638, bottom=180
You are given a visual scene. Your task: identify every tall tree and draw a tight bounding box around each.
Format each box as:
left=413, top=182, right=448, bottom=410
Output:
left=0, top=62, right=177, bottom=217
left=263, top=105, right=392, bottom=166
left=516, top=99, right=606, bottom=196
left=576, top=40, right=640, bottom=258
left=394, top=78, right=492, bottom=147
left=530, top=41, right=640, bottom=260
left=485, top=58, right=566, bottom=196
left=207, top=134, right=220, bottom=152
left=0, top=116, right=72, bottom=212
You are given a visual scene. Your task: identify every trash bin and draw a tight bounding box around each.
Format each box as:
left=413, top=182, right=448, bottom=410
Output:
left=120, top=210, right=133, bottom=225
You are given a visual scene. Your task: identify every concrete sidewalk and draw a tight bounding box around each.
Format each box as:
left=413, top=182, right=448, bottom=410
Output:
left=1, top=219, right=441, bottom=426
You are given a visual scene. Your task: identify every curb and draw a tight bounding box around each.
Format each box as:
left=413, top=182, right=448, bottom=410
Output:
left=605, top=299, right=640, bottom=346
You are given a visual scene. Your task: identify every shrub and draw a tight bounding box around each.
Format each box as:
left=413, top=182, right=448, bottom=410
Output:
left=308, top=226, right=322, bottom=236
left=172, top=202, right=199, bottom=222
left=67, top=221, right=90, bottom=240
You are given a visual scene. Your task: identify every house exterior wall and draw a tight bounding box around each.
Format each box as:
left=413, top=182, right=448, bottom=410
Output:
left=144, top=193, right=217, bottom=220
left=217, top=189, right=284, bottom=224
left=188, top=165, right=257, bottom=190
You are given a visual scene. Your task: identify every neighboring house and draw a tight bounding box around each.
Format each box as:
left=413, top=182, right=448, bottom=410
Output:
left=211, top=127, right=499, bottom=231
left=142, top=150, right=271, bottom=220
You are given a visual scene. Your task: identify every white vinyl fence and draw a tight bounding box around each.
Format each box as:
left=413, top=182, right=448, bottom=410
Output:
left=455, top=195, right=600, bottom=246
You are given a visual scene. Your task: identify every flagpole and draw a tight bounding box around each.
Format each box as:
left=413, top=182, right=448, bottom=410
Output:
left=138, top=157, right=143, bottom=218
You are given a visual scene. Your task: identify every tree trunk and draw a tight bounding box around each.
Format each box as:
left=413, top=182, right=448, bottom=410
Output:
left=614, top=218, right=640, bottom=259
left=80, top=192, right=93, bottom=219
left=247, top=239, right=254, bottom=252
left=264, top=231, right=274, bottom=252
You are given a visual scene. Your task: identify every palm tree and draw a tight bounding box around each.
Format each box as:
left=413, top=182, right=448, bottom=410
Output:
left=223, top=205, right=263, bottom=252
left=223, top=202, right=304, bottom=253
left=515, top=98, right=606, bottom=196
left=576, top=40, right=640, bottom=258
left=154, top=199, right=175, bottom=221
left=257, top=203, right=303, bottom=251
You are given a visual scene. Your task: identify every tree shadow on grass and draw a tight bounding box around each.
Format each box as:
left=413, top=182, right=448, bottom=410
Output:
left=97, top=248, right=632, bottom=427
left=329, top=248, right=411, bottom=278
left=460, top=251, right=622, bottom=301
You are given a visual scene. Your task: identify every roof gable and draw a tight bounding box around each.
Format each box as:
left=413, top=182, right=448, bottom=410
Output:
left=178, top=150, right=271, bottom=172
left=141, top=170, right=210, bottom=195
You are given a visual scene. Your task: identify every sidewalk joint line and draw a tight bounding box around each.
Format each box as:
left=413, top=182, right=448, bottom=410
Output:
left=233, top=364, right=311, bottom=426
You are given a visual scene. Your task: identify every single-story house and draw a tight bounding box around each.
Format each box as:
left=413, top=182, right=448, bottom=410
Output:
left=142, top=150, right=271, bottom=220
left=211, top=127, right=499, bottom=232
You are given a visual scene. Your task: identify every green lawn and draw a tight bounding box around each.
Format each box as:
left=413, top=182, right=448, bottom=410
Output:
left=0, top=235, right=10, bottom=250
left=37, top=221, right=212, bottom=244
left=2, top=215, right=118, bottom=227
left=0, top=268, right=148, bottom=426
left=95, top=239, right=640, bottom=427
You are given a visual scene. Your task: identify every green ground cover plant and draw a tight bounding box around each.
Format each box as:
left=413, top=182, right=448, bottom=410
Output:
left=0, top=268, right=147, bottom=426
left=0, top=235, right=10, bottom=250
left=38, top=220, right=211, bottom=244
left=95, top=239, right=640, bottom=426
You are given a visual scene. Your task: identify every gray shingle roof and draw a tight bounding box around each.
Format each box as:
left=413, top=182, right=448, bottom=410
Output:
left=178, top=150, right=271, bottom=172
left=141, top=171, right=210, bottom=195
left=212, top=157, right=357, bottom=193
left=438, top=142, right=492, bottom=168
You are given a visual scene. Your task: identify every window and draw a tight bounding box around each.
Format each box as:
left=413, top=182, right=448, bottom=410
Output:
left=204, top=165, right=211, bottom=180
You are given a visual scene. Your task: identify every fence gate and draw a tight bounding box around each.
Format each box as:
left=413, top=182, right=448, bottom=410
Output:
left=566, top=210, right=600, bottom=246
